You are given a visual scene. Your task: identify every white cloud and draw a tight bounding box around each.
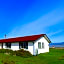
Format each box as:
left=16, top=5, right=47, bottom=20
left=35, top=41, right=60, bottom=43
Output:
left=47, top=30, right=63, bottom=36
left=7, top=8, right=64, bottom=38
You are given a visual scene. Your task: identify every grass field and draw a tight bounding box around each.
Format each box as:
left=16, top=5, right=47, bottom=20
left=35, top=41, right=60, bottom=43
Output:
left=0, top=48, right=64, bottom=64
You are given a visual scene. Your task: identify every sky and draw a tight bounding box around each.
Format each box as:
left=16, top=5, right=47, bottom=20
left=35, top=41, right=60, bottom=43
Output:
left=0, top=0, right=64, bottom=43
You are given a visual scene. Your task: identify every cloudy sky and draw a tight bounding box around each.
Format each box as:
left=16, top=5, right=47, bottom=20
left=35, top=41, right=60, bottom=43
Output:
left=0, top=0, right=64, bottom=43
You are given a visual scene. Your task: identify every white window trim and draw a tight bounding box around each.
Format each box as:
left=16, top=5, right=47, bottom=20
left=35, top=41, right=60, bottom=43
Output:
left=38, top=42, right=45, bottom=49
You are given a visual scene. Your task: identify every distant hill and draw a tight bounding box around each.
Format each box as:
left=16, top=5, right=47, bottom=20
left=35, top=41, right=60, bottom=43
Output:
left=49, top=42, right=64, bottom=47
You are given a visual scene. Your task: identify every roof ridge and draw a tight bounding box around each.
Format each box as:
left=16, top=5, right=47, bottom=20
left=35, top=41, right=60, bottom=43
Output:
left=1, top=34, right=45, bottom=40
left=0, top=34, right=45, bottom=43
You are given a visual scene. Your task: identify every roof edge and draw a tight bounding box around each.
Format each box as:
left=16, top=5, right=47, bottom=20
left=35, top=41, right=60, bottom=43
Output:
left=44, top=34, right=51, bottom=43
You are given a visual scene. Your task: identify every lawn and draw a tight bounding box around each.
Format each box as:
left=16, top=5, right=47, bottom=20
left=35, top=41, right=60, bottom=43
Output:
left=0, top=48, right=64, bottom=64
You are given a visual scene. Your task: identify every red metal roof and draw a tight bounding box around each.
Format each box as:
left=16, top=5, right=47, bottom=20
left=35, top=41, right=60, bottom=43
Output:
left=0, top=34, right=45, bottom=43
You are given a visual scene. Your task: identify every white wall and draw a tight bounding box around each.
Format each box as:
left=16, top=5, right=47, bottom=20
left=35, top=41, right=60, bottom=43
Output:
left=34, top=37, right=49, bottom=55
left=11, top=42, right=19, bottom=50
left=3, top=43, right=6, bottom=49
left=3, top=42, right=19, bottom=50
left=0, top=43, right=2, bottom=49
left=28, top=42, right=33, bottom=55
left=2, top=42, right=34, bottom=55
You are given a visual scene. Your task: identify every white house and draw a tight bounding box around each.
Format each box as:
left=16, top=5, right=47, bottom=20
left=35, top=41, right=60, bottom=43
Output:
left=0, top=34, right=51, bottom=55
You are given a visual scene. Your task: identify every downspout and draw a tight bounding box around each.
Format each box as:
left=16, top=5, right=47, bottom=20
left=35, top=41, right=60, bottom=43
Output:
left=33, top=42, right=34, bottom=55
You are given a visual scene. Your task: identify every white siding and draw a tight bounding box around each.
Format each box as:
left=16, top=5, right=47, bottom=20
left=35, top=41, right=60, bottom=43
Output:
left=28, top=42, right=33, bottom=55
left=3, top=42, right=19, bottom=50
left=0, top=43, right=2, bottom=49
left=34, top=37, right=49, bottom=55
left=11, top=42, right=19, bottom=50
left=3, top=43, right=6, bottom=49
left=2, top=42, right=34, bottom=55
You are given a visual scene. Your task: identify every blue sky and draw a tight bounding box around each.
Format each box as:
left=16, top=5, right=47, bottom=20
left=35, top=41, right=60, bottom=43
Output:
left=0, top=0, right=64, bottom=43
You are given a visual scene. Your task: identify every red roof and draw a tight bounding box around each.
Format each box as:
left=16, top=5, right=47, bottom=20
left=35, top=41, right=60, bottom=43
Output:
left=0, top=34, right=45, bottom=43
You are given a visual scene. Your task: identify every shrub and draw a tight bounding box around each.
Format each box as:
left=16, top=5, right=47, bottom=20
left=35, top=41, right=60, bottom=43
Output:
left=0, top=49, right=13, bottom=54
left=5, top=49, right=13, bottom=54
left=0, top=49, right=32, bottom=58
left=15, top=49, right=32, bottom=58
left=10, top=51, right=16, bottom=56
left=0, top=49, right=6, bottom=53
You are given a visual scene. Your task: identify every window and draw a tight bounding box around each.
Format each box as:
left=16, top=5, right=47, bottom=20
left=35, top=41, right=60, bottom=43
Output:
left=42, top=43, right=44, bottom=48
left=25, top=42, right=28, bottom=49
left=38, top=42, right=41, bottom=49
left=19, top=42, right=28, bottom=49
left=5, top=43, right=11, bottom=48
left=19, top=42, right=23, bottom=48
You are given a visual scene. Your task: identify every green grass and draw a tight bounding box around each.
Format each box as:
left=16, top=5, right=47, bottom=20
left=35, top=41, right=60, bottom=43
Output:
left=0, top=48, right=64, bottom=64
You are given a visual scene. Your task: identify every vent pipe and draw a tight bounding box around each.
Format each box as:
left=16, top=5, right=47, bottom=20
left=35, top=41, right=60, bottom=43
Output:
left=5, top=34, right=6, bottom=39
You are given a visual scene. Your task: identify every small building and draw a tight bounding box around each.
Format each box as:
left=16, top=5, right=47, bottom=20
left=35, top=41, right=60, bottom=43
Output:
left=0, top=34, right=51, bottom=55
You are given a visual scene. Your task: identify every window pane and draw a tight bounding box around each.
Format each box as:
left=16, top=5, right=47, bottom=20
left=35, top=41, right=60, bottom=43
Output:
left=42, top=43, right=44, bottom=48
left=38, top=42, right=41, bottom=49
left=24, top=42, right=28, bottom=49
left=19, top=42, right=23, bottom=49
left=26, top=42, right=28, bottom=49
left=19, top=42, right=28, bottom=49
left=24, top=42, right=26, bottom=48
left=5, top=43, right=11, bottom=48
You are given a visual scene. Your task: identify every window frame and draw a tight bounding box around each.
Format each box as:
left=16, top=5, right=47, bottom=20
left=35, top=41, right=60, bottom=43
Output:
left=19, top=42, right=28, bottom=49
left=38, top=42, right=41, bottom=49
left=42, top=42, right=44, bottom=48
left=5, top=43, right=11, bottom=48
